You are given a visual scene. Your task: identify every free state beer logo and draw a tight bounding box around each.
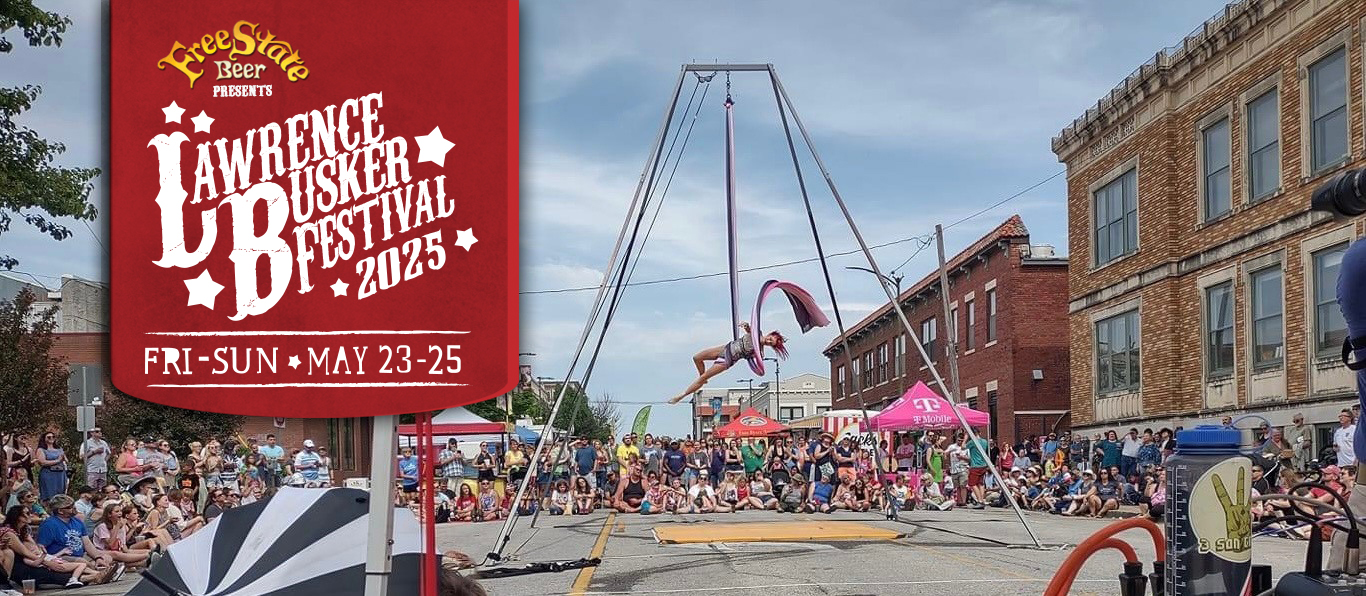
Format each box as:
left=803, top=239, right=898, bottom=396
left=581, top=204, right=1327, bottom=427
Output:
left=108, top=0, right=518, bottom=417
left=158, top=20, right=308, bottom=97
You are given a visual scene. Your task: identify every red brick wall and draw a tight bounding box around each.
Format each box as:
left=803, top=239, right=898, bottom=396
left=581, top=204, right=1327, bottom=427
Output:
left=827, top=233, right=1071, bottom=446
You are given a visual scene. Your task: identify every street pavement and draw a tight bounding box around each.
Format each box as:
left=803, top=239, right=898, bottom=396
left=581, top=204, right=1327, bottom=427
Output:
left=444, top=508, right=1313, bottom=596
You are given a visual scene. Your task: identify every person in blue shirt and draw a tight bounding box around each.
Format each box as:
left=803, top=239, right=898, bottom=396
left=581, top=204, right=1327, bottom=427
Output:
left=397, top=446, right=419, bottom=498
left=37, top=494, right=115, bottom=573
left=807, top=474, right=835, bottom=513
left=663, top=441, right=687, bottom=481
left=294, top=440, right=322, bottom=486
left=573, top=438, right=598, bottom=489
left=1042, top=434, right=1059, bottom=460
left=257, top=434, right=286, bottom=489
left=1096, top=430, right=1122, bottom=470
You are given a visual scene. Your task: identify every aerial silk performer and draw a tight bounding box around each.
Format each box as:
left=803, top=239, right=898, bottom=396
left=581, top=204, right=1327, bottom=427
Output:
left=667, top=280, right=828, bottom=404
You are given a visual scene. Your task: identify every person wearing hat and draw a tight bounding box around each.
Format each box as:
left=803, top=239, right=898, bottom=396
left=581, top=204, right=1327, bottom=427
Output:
left=135, top=436, right=167, bottom=489
left=1061, top=469, right=1097, bottom=516
left=777, top=473, right=804, bottom=513
left=294, top=440, right=322, bottom=487
left=918, top=472, right=953, bottom=511
left=36, top=494, right=117, bottom=576
left=685, top=471, right=718, bottom=513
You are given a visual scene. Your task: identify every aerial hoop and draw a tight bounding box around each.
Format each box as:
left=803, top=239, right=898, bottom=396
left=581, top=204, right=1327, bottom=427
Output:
left=745, top=279, right=828, bottom=376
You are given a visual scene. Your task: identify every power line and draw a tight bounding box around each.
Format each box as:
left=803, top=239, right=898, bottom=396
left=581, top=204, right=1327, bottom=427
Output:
left=523, top=169, right=1066, bottom=296
left=520, top=233, right=929, bottom=295
left=83, top=219, right=110, bottom=259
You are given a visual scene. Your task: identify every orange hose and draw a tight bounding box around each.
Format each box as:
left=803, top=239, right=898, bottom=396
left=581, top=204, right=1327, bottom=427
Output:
left=1043, top=517, right=1164, bottom=596
left=1094, top=537, right=1139, bottom=563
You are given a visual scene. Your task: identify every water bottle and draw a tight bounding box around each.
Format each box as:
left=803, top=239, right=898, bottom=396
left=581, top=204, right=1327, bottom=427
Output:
left=1164, top=425, right=1251, bottom=596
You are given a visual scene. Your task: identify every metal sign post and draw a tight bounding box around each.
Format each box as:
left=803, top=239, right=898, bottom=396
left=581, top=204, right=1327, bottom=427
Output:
left=364, top=415, right=398, bottom=596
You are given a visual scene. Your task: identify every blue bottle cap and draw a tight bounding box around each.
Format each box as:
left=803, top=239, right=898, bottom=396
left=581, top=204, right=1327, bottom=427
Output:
left=1175, top=425, right=1241, bottom=451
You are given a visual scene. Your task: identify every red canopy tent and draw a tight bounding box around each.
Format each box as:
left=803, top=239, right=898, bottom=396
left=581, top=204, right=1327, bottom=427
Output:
left=712, top=408, right=789, bottom=438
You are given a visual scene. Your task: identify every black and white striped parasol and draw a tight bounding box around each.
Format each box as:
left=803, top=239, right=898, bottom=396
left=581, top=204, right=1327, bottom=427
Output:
left=126, top=487, right=422, bottom=595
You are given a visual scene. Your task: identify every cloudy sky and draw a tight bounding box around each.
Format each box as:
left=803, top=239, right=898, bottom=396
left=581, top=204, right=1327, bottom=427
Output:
left=6, top=0, right=1228, bottom=437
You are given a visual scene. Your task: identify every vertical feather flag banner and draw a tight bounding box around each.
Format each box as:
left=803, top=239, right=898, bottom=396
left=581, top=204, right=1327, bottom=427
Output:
left=632, top=406, right=652, bottom=437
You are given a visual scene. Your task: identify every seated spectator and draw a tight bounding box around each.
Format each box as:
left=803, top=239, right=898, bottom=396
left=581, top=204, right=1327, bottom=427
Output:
left=807, top=474, right=836, bottom=513
left=686, top=474, right=721, bottom=513
left=614, top=470, right=646, bottom=513
left=887, top=474, right=911, bottom=513
left=548, top=480, right=571, bottom=516
left=475, top=480, right=501, bottom=522
left=3, top=505, right=99, bottom=587
left=573, top=477, right=595, bottom=515
left=90, top=504, right=153, bottom=567
left=777, top=475, right=804, bottom=513
left=35, top=495, right=115, bottom=577
left=640, top=478, right=664, bottom=515
left=453, top=484, right=476, bottom=522
left=1060, top=470, right=1096, bottom=516
left=918, top=473, right=953, bottom=511
left=1087, top=468, right=1122, bottom=518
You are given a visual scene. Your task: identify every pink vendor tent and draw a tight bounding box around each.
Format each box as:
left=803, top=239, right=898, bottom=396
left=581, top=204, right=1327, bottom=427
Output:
left=860, top=381, right=990, bottom=432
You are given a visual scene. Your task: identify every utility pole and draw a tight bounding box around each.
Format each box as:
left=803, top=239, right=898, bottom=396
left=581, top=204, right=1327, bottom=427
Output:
left=736, top=379, right=753, bottom=412
left=765, top=357, right=781, bottom=420
left=934, top=225, right=963, bottom=407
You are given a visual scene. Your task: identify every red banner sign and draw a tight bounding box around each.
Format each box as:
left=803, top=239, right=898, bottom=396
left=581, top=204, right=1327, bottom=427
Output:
left=109, top=0, right=518, bottom=417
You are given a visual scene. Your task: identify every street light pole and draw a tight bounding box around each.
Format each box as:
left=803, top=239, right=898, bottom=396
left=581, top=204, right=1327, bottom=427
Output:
left=736, top=379, right=753, bottom=412
left=765, top=357, right=780, bottom=420
left=845, top=266, right=905, bottom=399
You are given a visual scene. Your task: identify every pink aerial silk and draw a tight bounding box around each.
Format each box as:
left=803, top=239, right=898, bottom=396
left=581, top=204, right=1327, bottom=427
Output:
left=745, top=279, right=829, bottom=376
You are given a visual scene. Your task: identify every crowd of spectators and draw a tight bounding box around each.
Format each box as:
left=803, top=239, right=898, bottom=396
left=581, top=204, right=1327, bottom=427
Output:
left=0, top=427, right=333, bottom=591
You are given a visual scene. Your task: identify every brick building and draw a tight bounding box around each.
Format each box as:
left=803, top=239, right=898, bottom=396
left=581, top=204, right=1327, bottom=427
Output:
left=1053, top=0, right=1366, bottom=449
left=822, top=216, right=1071, bottom=446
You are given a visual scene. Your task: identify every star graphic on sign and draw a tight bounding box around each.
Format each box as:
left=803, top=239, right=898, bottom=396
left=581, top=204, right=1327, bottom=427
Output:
left=288, top=355, right=301, bottom=369
left=162, top=101, right=185, bottom=123
left=330, top=278, right=349, bottom=297
left=414, top=126, right=455, bottom=167
left=453, top=228, right=477, bottom=251
left=183, top=270, right=224, bottom=309
left=190, top=110, right=214, bottom=134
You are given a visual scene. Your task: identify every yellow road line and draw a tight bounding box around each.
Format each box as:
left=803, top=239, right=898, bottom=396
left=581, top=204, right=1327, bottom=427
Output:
left=570, top=513, right=616, bottom=595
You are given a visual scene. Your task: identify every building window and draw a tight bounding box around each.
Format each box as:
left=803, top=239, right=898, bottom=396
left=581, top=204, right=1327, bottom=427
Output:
left=877, top=343, right=888, bottom=384
left=894, top=334, right=905, bottom=377
left=1309, top=47, right=1348, bottom=173
left=920, top=317, right=937, bottom=361
left=1246, top=89, right=1280, bottom=200
left=779, top=406, right=804, bottom=422
left=863, top=352, right=873, bottom=387
left=816, top=406, right=831, bottom=414
left=987, top=391, right=998, bottom=441
left=1093, top=168, right=1138, bottom=266
left=1095, top=310, right=1141, bottom=394
left=1314, top=245, right=1349, bottom=356
left=986, top=289, right=997, bottom=342
left=835, top=365, right=845, bottom=398
left=949, top=306, right=959, bottom=346
left=1201, top=117, right=1231, bottom=220
left=1250, top=266, right=1284, bottom=370
left=1204, top=282, right=1234, bottom=377
left=328, top=418, right=356, bottom=471
left=966, top=299, right=976, bottom=349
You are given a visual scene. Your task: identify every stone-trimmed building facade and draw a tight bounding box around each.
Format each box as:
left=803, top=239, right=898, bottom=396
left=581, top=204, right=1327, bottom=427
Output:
left=1054, top=0, right=1366, bottom=450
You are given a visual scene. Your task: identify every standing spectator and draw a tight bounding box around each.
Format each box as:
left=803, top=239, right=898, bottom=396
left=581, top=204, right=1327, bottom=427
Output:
left=7, top=434, right=32, bottom=480
left=438, top=439, right=466, bottom=492
left=113, top=439, right=145, bottom=488
left=996, top=440, right=1015, bottom=472
left=1042, top=433, right=1059, bottom=461
left=135, top=437, right=166, bottom=489
left=1097, top=431, right=1122, bottom=471
left=80, top=428, right=110, bottom=491
left=1069, top=433, right=1089, bottom=472
left=257, top=434, right=285, bottom=489
left=641, top=437, right=662, bottom=478
left=1137, top=430, right=1162, bottom=471
left=218, top=443, right=242, bottom=495
left=504, top=442, right=528, bottom=485
left=1157, top=428, right=1176, bottom=463
left=474, top=442, right=496, bottom=484
left=294, top=440, right=322, bottom=487
left=663, top=441, right=686, bottom=482
left=945, top=435, right=969, bottom=506
left=35, top=432, right=67, bottom=502
left=1119, top=428, right=1141, bottom=478
left=833, top=438, right=857, bottom=486
left=894, top=436, right=915, bottom=473
left=397, top=446, right=419, bottom=499
left=615, top=434, right=639, bottom=476
left=685, top=442, right=707, bottom=487
left=741, top=439, right=765, bottom=477
left=966, top=433, right=990, bottom=509
left=1284, top=413, right=1312, bottom=472
left=316, top=446, right=333, bottom=487
left=1335, top=409, right=1357, bottom=467
left=158, top=440, right=179, bottom=481
left=572, top=438, right=597, bottom=489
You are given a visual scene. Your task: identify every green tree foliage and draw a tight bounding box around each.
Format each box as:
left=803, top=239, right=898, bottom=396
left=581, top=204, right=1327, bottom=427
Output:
left=463, top=388, right=620, bottom=441
left=0, top=288, right=67, bottom=432
left=0, top=2, right=100, bottom=269
left=95, top=386, right=244, bottom=454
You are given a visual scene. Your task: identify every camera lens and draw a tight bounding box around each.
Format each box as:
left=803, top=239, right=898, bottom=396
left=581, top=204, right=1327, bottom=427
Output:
left=1312, top=169, right=1366, bottom=217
